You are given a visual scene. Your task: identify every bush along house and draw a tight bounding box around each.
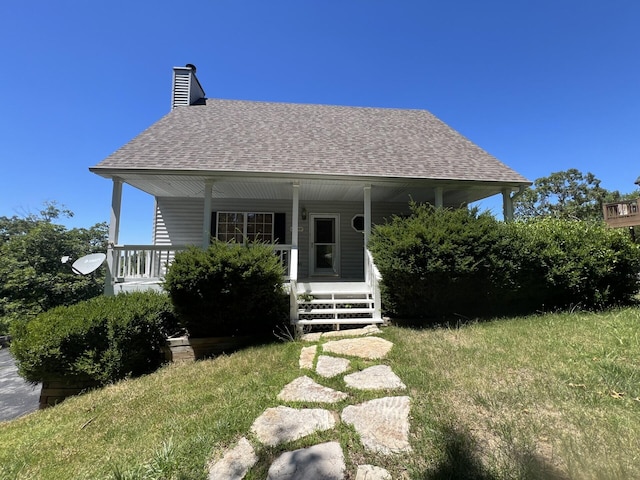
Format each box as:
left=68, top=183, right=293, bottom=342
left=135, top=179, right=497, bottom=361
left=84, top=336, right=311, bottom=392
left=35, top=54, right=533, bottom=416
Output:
left=90, top=64, right=530, bottom=328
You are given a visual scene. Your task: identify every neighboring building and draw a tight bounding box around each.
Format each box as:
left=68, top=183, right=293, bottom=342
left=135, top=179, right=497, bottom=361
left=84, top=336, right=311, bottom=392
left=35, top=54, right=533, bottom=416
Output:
left=90, top=64, right=530, bottom=327
left=603, top=175, right=640, bottom=229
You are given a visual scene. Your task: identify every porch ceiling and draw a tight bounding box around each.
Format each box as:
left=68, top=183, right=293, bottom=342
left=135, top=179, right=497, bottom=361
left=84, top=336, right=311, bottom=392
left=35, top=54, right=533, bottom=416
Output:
left=112, top=172, right=516, bottom=206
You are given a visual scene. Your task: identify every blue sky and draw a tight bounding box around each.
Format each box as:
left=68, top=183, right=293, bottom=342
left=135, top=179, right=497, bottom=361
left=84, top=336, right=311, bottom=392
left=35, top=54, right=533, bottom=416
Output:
left=1, top=1, right=638, bottom=244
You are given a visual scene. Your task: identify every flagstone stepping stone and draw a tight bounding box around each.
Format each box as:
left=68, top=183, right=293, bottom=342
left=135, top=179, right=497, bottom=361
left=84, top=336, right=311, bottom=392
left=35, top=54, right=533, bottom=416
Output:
left=251, top=406, right=336, bottom=447
left=267, top=441, right=345, bottom=480
left=316, top=355, right=350, bottom=378
left=344, top=365, right=406, bottom=391
left=207, top=436, right=257, bottom=480
left=301, top=332, right=323, bottom=342
left=323, top=337, right=393, bottom=360
left=341, top=396, right=411, bottom=454
left=299, top=345, right=317, bottom=369
left=277, top=376, right=348, bottom=403
left=322, top=325, right=382, bottom=338
left=355, top=464, right=392, bottom=480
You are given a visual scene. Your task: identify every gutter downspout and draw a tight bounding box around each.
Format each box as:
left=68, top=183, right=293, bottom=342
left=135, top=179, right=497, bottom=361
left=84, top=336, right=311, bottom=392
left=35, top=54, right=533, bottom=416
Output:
left=503, top=185, right=526, bottom=222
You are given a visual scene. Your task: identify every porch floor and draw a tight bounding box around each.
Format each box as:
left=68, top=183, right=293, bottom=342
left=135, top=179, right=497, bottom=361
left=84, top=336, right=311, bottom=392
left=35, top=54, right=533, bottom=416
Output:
left=112, top=278, right=368, bottom=293
left=113, top=279, right=163, bottom=294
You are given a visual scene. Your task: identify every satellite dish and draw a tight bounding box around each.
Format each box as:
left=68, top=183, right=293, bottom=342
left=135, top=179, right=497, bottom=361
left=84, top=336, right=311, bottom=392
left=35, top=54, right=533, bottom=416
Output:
left=71, top=253, right=106, bottom=275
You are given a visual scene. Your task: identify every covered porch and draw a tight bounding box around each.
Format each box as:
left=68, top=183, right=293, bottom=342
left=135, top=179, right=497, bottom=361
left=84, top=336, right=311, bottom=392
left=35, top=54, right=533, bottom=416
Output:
left=103, top=172, right=524, bottom=325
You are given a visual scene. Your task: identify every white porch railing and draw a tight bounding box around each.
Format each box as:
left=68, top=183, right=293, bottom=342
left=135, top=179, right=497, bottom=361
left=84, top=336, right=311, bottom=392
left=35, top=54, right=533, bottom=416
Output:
left=365, top=249, right=382, bottom=321
left=273, top=245, right=293, bottom=280
left=112, top=245, right=189, bottom=281
left=111, top=244, right=294, bottom=282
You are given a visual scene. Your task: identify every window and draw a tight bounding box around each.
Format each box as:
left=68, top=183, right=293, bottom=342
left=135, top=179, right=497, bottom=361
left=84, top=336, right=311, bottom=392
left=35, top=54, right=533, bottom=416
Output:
left=217, top=212, right=274, bottom=243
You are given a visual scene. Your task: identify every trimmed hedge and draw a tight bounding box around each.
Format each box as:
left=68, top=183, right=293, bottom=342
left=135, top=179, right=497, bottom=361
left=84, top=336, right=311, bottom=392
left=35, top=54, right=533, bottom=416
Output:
left=10, top=291, right=178, bottom=384
left=369, top=203, right=502, bottom=320
left=369, top=203, right=640, bottom=322
left=163, top=242, right=288, bottom=338
left=497, top=218, right=640, bottom=313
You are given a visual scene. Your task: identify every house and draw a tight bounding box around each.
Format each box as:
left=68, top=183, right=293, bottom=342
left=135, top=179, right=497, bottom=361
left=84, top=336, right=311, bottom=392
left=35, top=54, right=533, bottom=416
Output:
left=603, top=175, right=640, bottom=229
left=90, top=64, right=530, bottom=327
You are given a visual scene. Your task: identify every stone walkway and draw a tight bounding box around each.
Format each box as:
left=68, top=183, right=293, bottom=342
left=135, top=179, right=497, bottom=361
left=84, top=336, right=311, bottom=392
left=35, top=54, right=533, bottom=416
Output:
left=208, top=325, right=410, bottom=479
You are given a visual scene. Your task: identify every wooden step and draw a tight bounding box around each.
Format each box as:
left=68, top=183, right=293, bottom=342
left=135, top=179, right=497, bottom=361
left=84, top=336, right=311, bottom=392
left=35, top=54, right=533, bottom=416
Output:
left=296, top=317, right=384, bottom=326
left=300, top=307, right=374, bottom=315
left=293, top=281, right=381, bottom=326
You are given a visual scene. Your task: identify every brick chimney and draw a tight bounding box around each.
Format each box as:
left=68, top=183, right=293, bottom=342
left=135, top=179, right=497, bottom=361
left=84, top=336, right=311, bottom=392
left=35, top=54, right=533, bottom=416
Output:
left=171, top=64, right=205, bottom=109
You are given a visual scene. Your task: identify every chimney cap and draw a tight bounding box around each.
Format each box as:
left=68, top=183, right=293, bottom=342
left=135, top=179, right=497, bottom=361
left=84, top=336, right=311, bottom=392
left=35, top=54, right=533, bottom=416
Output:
left=185, top=63, right=197, bottom=73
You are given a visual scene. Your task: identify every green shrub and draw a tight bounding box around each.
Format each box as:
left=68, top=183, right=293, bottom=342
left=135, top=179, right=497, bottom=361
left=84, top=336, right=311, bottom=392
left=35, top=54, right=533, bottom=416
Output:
left=369, top=203, right=640, bottom=322
left=163, top=242, right=288, bottom=338
left=10, top=291, right=178, bottom=384
left=369, top=203, right=502, bottom=321
left=0, top=315, right=11, bottom=337
left=498, top=218, right=640, bottom=312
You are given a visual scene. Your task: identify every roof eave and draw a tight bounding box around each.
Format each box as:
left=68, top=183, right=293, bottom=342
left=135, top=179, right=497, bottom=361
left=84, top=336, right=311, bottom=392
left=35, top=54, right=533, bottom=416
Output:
left=88, top=166, right=531, bottom=188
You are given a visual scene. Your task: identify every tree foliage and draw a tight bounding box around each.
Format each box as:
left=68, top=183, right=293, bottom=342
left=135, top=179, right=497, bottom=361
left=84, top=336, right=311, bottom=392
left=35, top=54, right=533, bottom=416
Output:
left=513, top=169, right=639, bottom=221
left=0, top=202, right=108, bottom=331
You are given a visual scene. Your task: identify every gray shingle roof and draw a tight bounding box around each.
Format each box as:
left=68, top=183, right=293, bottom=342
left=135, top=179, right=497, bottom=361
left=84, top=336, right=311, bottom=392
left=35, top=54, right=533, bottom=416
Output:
left=92, top=98, right=529, bottom=184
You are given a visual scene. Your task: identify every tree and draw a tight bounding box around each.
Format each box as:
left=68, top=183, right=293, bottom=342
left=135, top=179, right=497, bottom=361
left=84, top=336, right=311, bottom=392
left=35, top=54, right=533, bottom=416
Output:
left=0, top=203, right=108, bottom=332
left=514, top=169, right=640, bottom=221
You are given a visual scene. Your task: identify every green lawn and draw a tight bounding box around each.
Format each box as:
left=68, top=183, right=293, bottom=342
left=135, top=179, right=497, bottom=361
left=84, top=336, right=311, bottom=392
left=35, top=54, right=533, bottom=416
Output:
left=1, top=308, right=639, bottom=479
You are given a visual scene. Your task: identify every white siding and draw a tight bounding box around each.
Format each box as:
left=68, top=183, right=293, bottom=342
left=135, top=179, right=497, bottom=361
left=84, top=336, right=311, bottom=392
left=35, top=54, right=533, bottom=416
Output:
left=154, top=198, right=203, bottom=245
left=296, top=201, right=412, bottom=280
left=154, top=197, right=292, bottom=246
left=154, top=196, right=412, bottom=280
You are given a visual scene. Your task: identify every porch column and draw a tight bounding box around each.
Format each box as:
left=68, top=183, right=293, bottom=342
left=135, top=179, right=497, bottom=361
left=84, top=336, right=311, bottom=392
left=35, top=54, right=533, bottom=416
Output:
left=363, top=185, right=372, bottom=247
left=502, top=188, right=514, bottom=221
left=434, top=186, right=443, bottom=208
left=291, top=183, right=300, bottom=248
left=289, top=183, right=300, bottom=322
left=363, top=184, right=372, bottom=283
left=202, top=180, right=213, bottom=248
left=105, top=177, right=123, bottom=296
left=290, top=183, right=299, bottom=281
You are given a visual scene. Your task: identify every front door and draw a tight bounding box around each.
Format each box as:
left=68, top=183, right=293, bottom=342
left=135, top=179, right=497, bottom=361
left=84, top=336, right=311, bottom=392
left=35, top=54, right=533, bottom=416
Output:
left=310, top=214, right=340, bottom=276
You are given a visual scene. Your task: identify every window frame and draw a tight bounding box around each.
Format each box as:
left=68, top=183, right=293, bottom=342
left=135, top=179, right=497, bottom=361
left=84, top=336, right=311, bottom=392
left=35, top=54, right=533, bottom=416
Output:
left=216, top=211, right=275, bottom=243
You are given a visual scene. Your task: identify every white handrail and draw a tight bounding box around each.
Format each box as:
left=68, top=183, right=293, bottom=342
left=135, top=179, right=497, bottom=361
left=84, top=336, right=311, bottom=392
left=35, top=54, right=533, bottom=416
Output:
left=271, top=245, right=293, bottom=280
left=289, top=248, right=299, bottom=323
left=365, top=249, right=382, bottom=321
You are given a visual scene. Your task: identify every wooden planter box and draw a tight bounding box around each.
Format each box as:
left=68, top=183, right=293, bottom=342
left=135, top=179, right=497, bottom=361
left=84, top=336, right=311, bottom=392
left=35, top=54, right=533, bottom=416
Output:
left=37, top=336, right=256, bottom=408
left=162, top=335, right=255, bottom=362
left=39, top=377, right=100, bottom=409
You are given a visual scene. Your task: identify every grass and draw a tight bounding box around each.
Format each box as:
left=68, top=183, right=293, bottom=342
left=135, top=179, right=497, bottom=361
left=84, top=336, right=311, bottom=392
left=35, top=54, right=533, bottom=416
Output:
left=1, top=308, right=639, bottom=479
